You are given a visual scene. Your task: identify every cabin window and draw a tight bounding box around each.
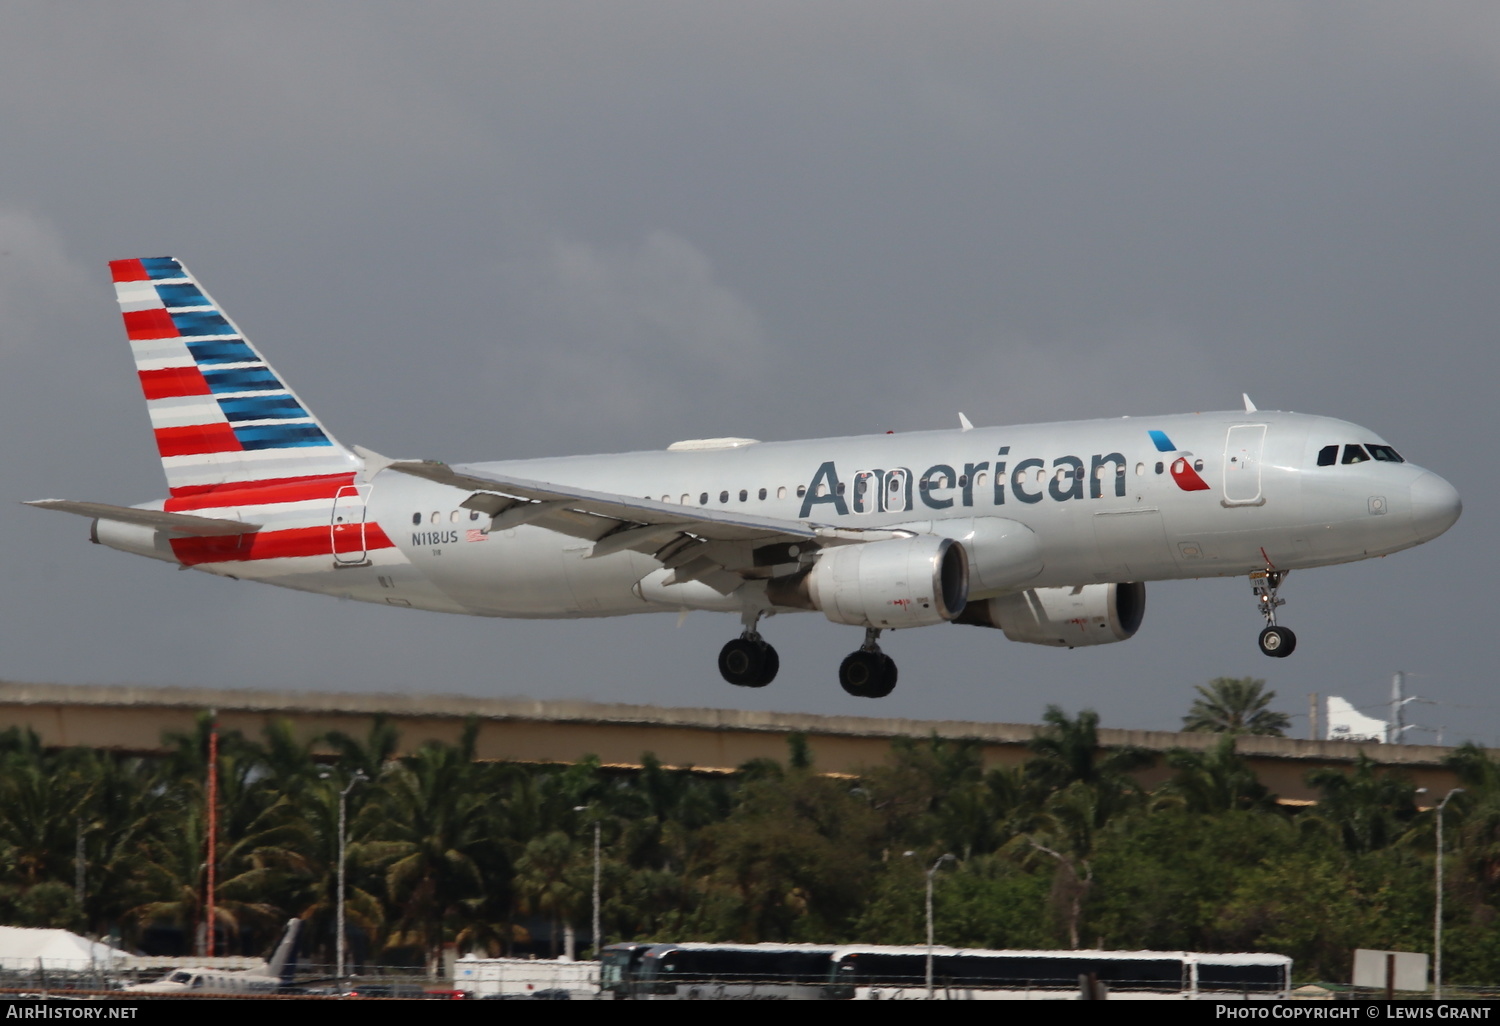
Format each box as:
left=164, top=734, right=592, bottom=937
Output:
left=430, top=512, right=441, bottom=524
left=699, top=492, right=709, bottom=505
left=759, top=488, right=768, bottom=500
left=1193, top=459, right=1204, bottom=472
left=958, top=474, right=969, bottom=489
left=837, top=481, right=846, bottom=495
left=681, top=494, right=690, bottom=505
left=777, top=486, right=787, bottom=499
left=739, top=489, right=748, bottom=502
left=1342, top=444, right=1371, bottom=465
left=1154, top=462, right=1164, bottom=475
left=411, top=513, right=421, bottom=525
left=1317, top=445, right=1338, bottom=466
left=797, top=485, right=806, bottom=498
left=450, top=510, right=462, bottom=523
left=719, top=490, right=729, bottom=503
left=975, top=472, right=987, bottom=489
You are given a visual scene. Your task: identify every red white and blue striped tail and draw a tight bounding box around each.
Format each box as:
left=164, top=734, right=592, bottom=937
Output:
left=110, top=257, right=361, bottom=497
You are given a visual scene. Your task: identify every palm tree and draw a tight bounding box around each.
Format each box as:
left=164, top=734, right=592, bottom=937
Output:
left=1026, top=707, right=1154, bottom=799
left=1305, top=753, right=1423, bottom=853
left=512, top=831, right=588, bottom=957
left=1181, top=678, right=1291, bottom=736
left=360, top=725, right=493, bottom=971
left=1162, top=736, right=1274, bottom=814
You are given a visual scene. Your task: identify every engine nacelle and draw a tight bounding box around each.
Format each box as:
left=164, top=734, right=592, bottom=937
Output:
left=956, top=581, right=1145, bottom=647
left=771, top=536, right=968, bottom=629
left=890, top=516, right=1044, bottom=594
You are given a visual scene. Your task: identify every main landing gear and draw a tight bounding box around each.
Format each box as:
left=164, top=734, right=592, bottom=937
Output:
left=716, top=615, right=899, bottom=698
left=718, top=611, right=779, bottom=688
left=1251, top=568, right=1297, bottom=658
left=839, top=628, right=898, bottom=699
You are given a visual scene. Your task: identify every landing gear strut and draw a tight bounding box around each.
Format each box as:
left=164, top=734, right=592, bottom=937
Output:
left=839, top=628, right=898, bottom=698
left=718, top=611, right=779, bottom=688
left=1251, top=568, right=1297, bottom=658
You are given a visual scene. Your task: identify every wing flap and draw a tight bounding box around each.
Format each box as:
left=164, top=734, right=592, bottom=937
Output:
left=378, top=456, right=920, bottom=590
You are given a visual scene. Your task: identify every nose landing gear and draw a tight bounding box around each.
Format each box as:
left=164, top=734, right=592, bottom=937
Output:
left=839, top=628, right=898, bottom=698
left=718, top=610, right=779, bottom=688
left=1252, top=568, right=1296, bottom=658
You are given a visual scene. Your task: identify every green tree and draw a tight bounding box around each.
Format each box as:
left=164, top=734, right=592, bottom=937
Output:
left=1087, top=807, right=1295, bottom=950
left=1160, top=735, right=1274, bottom=814
left=1182, top=678, right=1291, bottom=736
left=513, top=831, right=589, bottom=957
left=359, top=724, right=493, bottom=970
left=1026, top=707, right=1154, bottom=797
left=1306, top=753, right=1423, bottom=854
left=698, top=744, right=879, bottom=942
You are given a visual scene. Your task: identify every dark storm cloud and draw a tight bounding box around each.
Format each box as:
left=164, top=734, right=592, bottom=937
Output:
left=0, top=2, right=1494, bottom=742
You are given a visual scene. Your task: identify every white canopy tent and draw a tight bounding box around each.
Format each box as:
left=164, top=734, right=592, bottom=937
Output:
left=0, top=926, right=131, bottom=972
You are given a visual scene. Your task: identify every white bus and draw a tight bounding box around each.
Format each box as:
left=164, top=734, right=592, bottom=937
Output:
left=604, top=943, right=839, bottom=1000
left=826, top=946, right=1292, bottom=1000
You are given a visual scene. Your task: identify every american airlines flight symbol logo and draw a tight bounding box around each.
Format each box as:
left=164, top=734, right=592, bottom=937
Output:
left=1149, top=430, right=1211, bottom=492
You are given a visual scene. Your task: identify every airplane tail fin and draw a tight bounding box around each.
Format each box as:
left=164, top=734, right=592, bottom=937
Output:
left=266, top=918, right=302, bottom=982
left=109, top=257, right=360, bottom=497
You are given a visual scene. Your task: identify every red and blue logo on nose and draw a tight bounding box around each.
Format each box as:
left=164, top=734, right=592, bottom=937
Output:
left=1149, top=430, right=1211, bottom=492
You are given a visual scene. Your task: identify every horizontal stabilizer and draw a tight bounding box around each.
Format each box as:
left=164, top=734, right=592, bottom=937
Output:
left=25, top=500, right=259, bottom=537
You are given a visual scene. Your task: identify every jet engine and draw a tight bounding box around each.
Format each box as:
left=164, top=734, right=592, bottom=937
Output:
left=955, top=581, right=1145, bottom=647
left=769, top=536, right=969, bottom=629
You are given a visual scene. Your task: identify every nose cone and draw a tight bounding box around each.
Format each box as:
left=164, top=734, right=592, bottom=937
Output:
left=1409, top=472, right=1462, bottom=542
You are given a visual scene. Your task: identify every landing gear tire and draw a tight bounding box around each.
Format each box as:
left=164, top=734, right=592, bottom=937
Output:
left=839, top=650, right=897, bottom=698
left=719, top=637, right=779, bottom=687
left=1251, top=567, right=1297, bottom=659
left=1258, top=625, right=1297, bottom=658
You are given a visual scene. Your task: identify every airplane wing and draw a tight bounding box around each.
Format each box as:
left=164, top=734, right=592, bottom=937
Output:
left=24, top=500, right=259, bottom=537
left=381, top=455, right=908, bottom=593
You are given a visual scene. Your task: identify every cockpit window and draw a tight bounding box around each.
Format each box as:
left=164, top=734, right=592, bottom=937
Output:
left=1341, top=444, right=1371, bottom=465
left=1317, top=445, right=1338, bottom=467
left=1367, top=444, right=1404, bottom=463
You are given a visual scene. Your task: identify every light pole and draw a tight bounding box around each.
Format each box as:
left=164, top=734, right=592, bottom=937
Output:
left=573, top=807, right=602, bottom=961
left=335, top=770, right=368, bottom=982
left=1434, top=787, right=1463, bottom=999
left=905, top=851, right=955, bottom=999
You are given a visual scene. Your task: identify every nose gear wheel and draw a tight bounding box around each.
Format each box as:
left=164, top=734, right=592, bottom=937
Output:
left=1251, top=567, right=1296, bottom=658
left=1258, top=625, right=1296, bottom=657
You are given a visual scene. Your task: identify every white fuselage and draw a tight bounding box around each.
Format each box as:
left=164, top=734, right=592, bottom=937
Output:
left=177, top=409, right=1457, bottom=622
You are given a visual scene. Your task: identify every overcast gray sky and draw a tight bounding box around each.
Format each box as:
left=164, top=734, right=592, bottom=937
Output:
left=2, top=2, right=1495, bottom=745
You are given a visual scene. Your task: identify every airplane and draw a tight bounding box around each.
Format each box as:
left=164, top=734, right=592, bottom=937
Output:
left=123, top=917, right=300, bottom=995
left=28, top=257, right=1461, bottom=699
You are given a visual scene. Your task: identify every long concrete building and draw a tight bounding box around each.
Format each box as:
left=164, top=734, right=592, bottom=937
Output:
left=0, top=681, right=1463, bottom=803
